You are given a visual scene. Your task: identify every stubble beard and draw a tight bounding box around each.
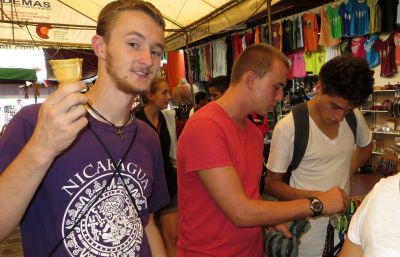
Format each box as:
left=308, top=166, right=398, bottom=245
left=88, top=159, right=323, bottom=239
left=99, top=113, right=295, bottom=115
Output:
left=105, top=52, right=154, bottom=95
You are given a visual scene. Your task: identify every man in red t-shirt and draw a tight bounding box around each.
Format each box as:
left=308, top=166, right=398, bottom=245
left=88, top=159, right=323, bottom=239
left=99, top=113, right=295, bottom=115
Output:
left=177, top=44, right=349, bottom=257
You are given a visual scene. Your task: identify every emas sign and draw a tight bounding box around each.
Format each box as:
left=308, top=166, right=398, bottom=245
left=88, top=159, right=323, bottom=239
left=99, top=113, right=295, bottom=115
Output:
left=1, top=0, right=51, bottom=9
left=0, top=0, right=96, bottom=45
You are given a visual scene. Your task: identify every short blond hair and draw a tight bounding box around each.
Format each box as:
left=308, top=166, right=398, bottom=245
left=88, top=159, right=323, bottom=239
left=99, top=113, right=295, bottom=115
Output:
left=230, top=44, right=289, bottom=84
left=96, top=0, right=165, bottom=42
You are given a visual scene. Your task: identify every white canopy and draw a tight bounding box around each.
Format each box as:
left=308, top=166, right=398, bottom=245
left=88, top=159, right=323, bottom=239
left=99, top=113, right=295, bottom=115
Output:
left=0, top=0, right=325, bottom=50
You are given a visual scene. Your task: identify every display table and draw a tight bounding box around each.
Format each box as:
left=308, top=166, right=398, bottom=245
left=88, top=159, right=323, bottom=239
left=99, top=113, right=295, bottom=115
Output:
left=350, top=174, right=384, bottom=196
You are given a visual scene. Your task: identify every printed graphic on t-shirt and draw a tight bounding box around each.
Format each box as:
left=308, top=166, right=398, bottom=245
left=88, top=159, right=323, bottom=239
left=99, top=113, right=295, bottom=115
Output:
left=61, top=159, right=149, bottom=256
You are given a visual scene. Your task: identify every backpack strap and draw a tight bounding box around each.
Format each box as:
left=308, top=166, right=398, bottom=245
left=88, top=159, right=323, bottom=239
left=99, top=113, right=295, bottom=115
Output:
left=283, top=105, right=357, bottom=184
left=344, top=110, right=357, bottom=140
left=283, top=102, right=309, bottom=184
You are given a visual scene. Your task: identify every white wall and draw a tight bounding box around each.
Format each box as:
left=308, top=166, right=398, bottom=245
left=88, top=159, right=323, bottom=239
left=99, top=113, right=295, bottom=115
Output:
left=372, top=65, right=400, bottom=87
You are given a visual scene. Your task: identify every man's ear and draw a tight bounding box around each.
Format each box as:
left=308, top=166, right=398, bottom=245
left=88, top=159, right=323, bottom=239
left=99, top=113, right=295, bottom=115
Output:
left=92, top=35, right=106, bottom=60
left=315, top=81, right=322, bottom=94
left=244, top=71, right=256, bottom=89
left=145, top=92, right=153, bottom=101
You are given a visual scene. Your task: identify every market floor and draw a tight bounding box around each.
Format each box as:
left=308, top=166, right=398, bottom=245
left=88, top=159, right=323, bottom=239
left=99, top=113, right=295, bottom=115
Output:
left=0, top=227, right=23, bottom=257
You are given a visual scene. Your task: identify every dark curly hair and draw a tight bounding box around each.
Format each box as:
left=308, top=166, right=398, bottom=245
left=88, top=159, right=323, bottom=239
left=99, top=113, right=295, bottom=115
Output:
left=318, top=55, right=374, bottom=106
left=194, top=91, right=208, bottom=104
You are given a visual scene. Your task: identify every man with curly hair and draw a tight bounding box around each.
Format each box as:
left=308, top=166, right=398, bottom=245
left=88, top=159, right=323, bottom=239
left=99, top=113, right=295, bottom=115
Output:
left=266, top=55, right=374, bottom=257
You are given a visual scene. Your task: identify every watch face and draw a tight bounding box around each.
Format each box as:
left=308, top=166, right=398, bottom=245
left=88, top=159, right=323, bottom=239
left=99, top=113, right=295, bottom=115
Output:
left=308, top=197, right=323, bottom=217
left=312, top=199, right=322, bottom=212
left=312, top=200, right=323, bottom=212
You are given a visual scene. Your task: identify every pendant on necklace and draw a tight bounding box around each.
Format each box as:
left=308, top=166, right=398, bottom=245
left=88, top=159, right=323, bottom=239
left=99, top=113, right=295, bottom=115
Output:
left=117, top=128, right=124, bottom=141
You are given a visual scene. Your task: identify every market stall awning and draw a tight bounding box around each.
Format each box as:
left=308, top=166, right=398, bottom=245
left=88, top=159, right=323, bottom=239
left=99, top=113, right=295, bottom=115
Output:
left=0, top=0, right=329, bottom=50
left=0, top=0, right=280, bottom=50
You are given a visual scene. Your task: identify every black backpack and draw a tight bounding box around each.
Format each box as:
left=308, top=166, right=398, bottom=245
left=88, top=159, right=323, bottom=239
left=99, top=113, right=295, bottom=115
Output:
left=283, top=102, right=357, bottom=184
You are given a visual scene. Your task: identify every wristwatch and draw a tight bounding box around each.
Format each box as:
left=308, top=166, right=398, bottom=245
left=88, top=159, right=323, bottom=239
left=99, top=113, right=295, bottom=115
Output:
left=307, top=197, right=323, bottom=217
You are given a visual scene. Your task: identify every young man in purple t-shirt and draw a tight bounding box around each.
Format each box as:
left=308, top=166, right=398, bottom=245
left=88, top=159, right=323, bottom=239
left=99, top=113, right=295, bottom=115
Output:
left=0, top=1, right=169, bottom=257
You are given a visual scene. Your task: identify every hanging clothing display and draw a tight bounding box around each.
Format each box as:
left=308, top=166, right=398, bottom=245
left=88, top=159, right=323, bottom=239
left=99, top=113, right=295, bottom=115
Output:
left=194, top=48, right=200, bottom=82
left=233, top=33, right=243, bottom=60
left=380, top=0, right=399, bottom=33
left=319, top=7, right=341, bottom=47
left=242, top=35, right=247, bottom=51
left=292, top=49, right=307, bottom=78
left=364, top=34, right=380, bottom=68
left=198, top=47, right=206, bottom=81
left=254, top=27, right=260, bottom=44
left=397, top=1, right=400, bottom=25
left=204, top=44, right=212, bottom=81
left=374, top=33, right=397, bottom=77
left=351, top=36, right=367, bottom=59
left=339, top=2, right=351, bottom=37
left=180, top=0, right=400, bottom=85
left=212, top=39, right=227, bottom=77
left=302, top=13, right=319, bottom=52
left=282, top=19, right=294, bottom=54
left=294, top=15, right=304, bottom=50
left=271, top=23, right=281, bottom=50
left=326, top=4, right=343, bottom=39
left=242, top=32, right=252, bottom=50
left=394, top=32, right=400, bottom=65
left=339, top=38, right=352, bottom=55
left=262, top=24, right=270, bottom=45
left=287, top=53, right=294, bottom=80
left=325, top=45, right=341, bottom=63
left=367, top=0, right=381, bottom=33
left=225, top=36, right=234, bottom=77
left=304, top=47, right=326, bottom=76
left=346, top=0, right=369, bottom=36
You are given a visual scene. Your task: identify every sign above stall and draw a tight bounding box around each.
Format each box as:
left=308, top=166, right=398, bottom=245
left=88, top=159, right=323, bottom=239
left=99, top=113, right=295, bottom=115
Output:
left=0, top=43, right=38, bottom=50
left=0, top=0, right=96, bottom=46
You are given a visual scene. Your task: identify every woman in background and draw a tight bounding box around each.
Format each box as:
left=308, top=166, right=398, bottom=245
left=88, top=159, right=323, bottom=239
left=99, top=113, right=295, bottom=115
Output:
left=135, top=77, right=178, bottom=257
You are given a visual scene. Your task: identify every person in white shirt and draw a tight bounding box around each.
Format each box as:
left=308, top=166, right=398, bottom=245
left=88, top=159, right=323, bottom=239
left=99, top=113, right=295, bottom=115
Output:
left=266, top=55, right=374, bottom=257
left=339, top=172, right=400, bottom=257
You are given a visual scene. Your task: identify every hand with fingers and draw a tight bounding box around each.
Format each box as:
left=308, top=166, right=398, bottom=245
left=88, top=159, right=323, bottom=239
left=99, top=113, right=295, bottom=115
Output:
left=317, top=187, right=350, bottom=216
left=28, top=82, right=88, bottom=160
left=268, top=222, right=292, bottom=238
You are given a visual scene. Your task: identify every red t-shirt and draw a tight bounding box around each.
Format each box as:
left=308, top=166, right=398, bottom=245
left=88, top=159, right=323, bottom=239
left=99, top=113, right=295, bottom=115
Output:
left=177, top=102, right=264, bottom=257
left=233, top=33, right=243, bottom=60
left=375, top=33, right=397, bottom=77
left=394, top=32, right=400, bottom=65
left=351, top=36, right=367, bottom=59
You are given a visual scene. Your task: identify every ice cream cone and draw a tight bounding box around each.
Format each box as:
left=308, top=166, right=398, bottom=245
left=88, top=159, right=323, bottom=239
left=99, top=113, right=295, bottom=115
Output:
left=49, top=58, right=83, bottom=85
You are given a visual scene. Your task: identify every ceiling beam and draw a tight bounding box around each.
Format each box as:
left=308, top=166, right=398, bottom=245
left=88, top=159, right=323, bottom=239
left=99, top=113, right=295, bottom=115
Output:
left=0, top=38, right=92, bottom=48
left=166, top=0, right=245, bottom=42
left=0, top=19, right=96, bottom=30
left=163, top=15, right=184, bottom=29
left=57, top=0, right=97, bottom=23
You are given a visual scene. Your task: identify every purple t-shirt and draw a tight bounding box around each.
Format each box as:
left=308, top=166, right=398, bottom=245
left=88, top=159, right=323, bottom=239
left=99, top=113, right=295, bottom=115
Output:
left=0, top=104, right=170, bottom=257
